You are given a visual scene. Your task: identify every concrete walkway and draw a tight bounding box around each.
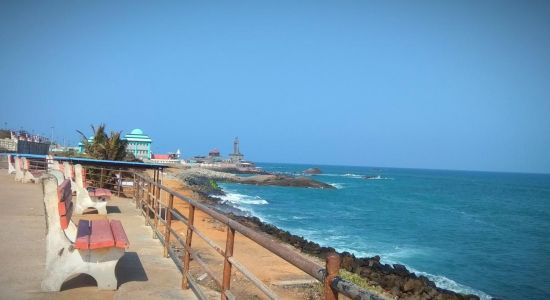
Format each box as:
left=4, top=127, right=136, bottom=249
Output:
left=0, top=171, right=197, bottom=300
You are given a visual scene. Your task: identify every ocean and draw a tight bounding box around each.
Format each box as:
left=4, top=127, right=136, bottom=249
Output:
left=214, top=163, right=550, bottom=300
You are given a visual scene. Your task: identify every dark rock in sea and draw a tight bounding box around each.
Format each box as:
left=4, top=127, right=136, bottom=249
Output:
left=393, top=264, right=410, bottom=277
left=238, top=174, right=334, bottom=189
left=178, top=168, right=334, bottom=189
left=303, top=167, right=322, bottom=175
left=179, top=175, right=224, bottom=196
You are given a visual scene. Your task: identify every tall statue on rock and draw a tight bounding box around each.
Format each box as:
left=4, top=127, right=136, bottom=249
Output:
left=230, top=137, right=244, bottom=163
left=233, top=137, right=240, bottom=155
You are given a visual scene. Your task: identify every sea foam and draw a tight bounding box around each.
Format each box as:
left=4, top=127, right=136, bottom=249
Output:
left=214, top=192, right=269, bottom=205
left=317, top=173, right=363, bottom=178
left=329, top=182, right=345, bottom=189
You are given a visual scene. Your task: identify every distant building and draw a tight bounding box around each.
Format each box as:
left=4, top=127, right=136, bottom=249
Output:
left=152, top=154, right=170, bottom=160
left=208, top=148, right=220, bottom=157
left=207, top=148, right=223, bottom=163
left=150, top=149, right=182, bottom=163
left=0, top=130, right=50, bottom=154
left=124, top=128, right=152, bottom=160
left=50, top=145, right=80, bottom=153
left=150, top=151, right=184, bottom=164
left=229, top=137, right=244, bottom=163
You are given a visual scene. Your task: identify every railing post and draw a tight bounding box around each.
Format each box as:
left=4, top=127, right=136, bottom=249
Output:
left=139, top=178, right=144, bottom=209
left=324, top=254, right=341, bottom=300
left=221, top=226, right=236, bottom=300
left=133, top=173, right=137, bottom=201
left=135, top=176, right=140, bottom=208
left=146, top=180, right=151, bottom=225
left=134, top=175, right=139, bottom=209
left=158, top=167, right=163, bottom=185
left=117, top=169, right=122, bottom=197
left=100, top=168, right=104, bottom=188
left=164, top=194, right=174, bottom=258
left=153, top=183, right=160, bottom=238
left=182, top=204, right=195, bottom=289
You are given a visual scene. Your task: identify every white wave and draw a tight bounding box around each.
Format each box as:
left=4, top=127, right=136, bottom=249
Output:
left=343, top=173, right=364, bottom=178
left=364, top=175, right=394, bottom=180
left=316, top=173, right=364, bottom=178
left=213, top=192, right=269, bottom=205
left=329, top=183, right=345, bottom=189
left=315, top=173, right=341, bottom=177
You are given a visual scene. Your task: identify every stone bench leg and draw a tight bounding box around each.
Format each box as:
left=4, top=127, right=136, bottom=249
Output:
left=15, top=171, right=24, bottom=182
left=7, top=155, right=15, bottom=174
left=14, top=159, right=24, bottom=182
left=23, top=172, right=40, bottom=184
left=42, top=245, right=124, bottom=291
left=75, top=186, right=107, bottom=215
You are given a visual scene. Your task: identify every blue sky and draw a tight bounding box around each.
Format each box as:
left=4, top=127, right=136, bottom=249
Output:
left=1, top=1, right=549, bottom=173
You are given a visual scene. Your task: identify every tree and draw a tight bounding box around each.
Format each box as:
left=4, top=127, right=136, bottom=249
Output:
left=77, top=124, right=131, bottom=190
left=77, top=124, right=129, bottom=161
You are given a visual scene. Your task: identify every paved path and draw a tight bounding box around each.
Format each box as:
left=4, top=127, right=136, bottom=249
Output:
left=0, top=171, right=197, bottom=300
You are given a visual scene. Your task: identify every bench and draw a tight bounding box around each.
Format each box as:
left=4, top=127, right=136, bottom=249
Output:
left=41, top=176, right=129, bottom=291
left=14, top=156, right=25, bottom=182
left=22, top=157, right=45, bottom=183
left=48, top=166, right=107, bottom=215
left=72, top=164, right=108, bottom=214
left=73, top=163, right=113, bottom=200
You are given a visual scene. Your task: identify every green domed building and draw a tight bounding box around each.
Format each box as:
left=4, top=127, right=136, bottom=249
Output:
left=124, top=128, right=152, bottom=160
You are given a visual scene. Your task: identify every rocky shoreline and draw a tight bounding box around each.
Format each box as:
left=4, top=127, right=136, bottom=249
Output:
left=171, top=167, right=483, bottom=300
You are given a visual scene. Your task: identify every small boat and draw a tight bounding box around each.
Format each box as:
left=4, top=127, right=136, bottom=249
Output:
left=364, top=175, right=382, bottom=180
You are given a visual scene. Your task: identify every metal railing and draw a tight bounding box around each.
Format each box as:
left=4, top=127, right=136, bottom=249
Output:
left=81, top=165, right=138, bottom=197
left=133, top=172, right=385, bottom=300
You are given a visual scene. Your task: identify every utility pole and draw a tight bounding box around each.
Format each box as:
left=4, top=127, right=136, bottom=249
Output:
left=50, top=126, right=54, bottom=144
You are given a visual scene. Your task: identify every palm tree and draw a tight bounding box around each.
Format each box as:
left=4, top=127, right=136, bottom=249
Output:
left=77, top=124, right=128, bottom=161
left=77, top=124, right=129, bottom=189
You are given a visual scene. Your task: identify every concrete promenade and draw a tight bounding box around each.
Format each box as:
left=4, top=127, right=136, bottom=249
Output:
left=0, top=170, right=198, bottom=300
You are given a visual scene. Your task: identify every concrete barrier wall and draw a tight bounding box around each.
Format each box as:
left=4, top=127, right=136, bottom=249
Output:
left=17, top=141, right=50, bottom=155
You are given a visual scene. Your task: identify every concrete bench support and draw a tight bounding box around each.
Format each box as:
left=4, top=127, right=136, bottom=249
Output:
left=14, top=157, right=24, bottom=182
left=7, top=154, right=15, bottom=175
left=22, top=157, right=43, bottom=184
left=74, top=164, right=107, bottom=214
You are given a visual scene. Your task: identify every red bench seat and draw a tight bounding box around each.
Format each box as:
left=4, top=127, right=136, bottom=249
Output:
left=88, top=188, right=112, bottom=198
left=75, top=219, right=129, bottom=250
left=30, top=170, right=45, bottom=177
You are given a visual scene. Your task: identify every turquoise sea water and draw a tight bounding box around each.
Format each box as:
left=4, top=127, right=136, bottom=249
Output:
left=216, top=163, right=550, bottom=300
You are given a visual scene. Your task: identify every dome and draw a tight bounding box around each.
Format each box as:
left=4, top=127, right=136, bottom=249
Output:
left=130, top=128, right=144, bottom=135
